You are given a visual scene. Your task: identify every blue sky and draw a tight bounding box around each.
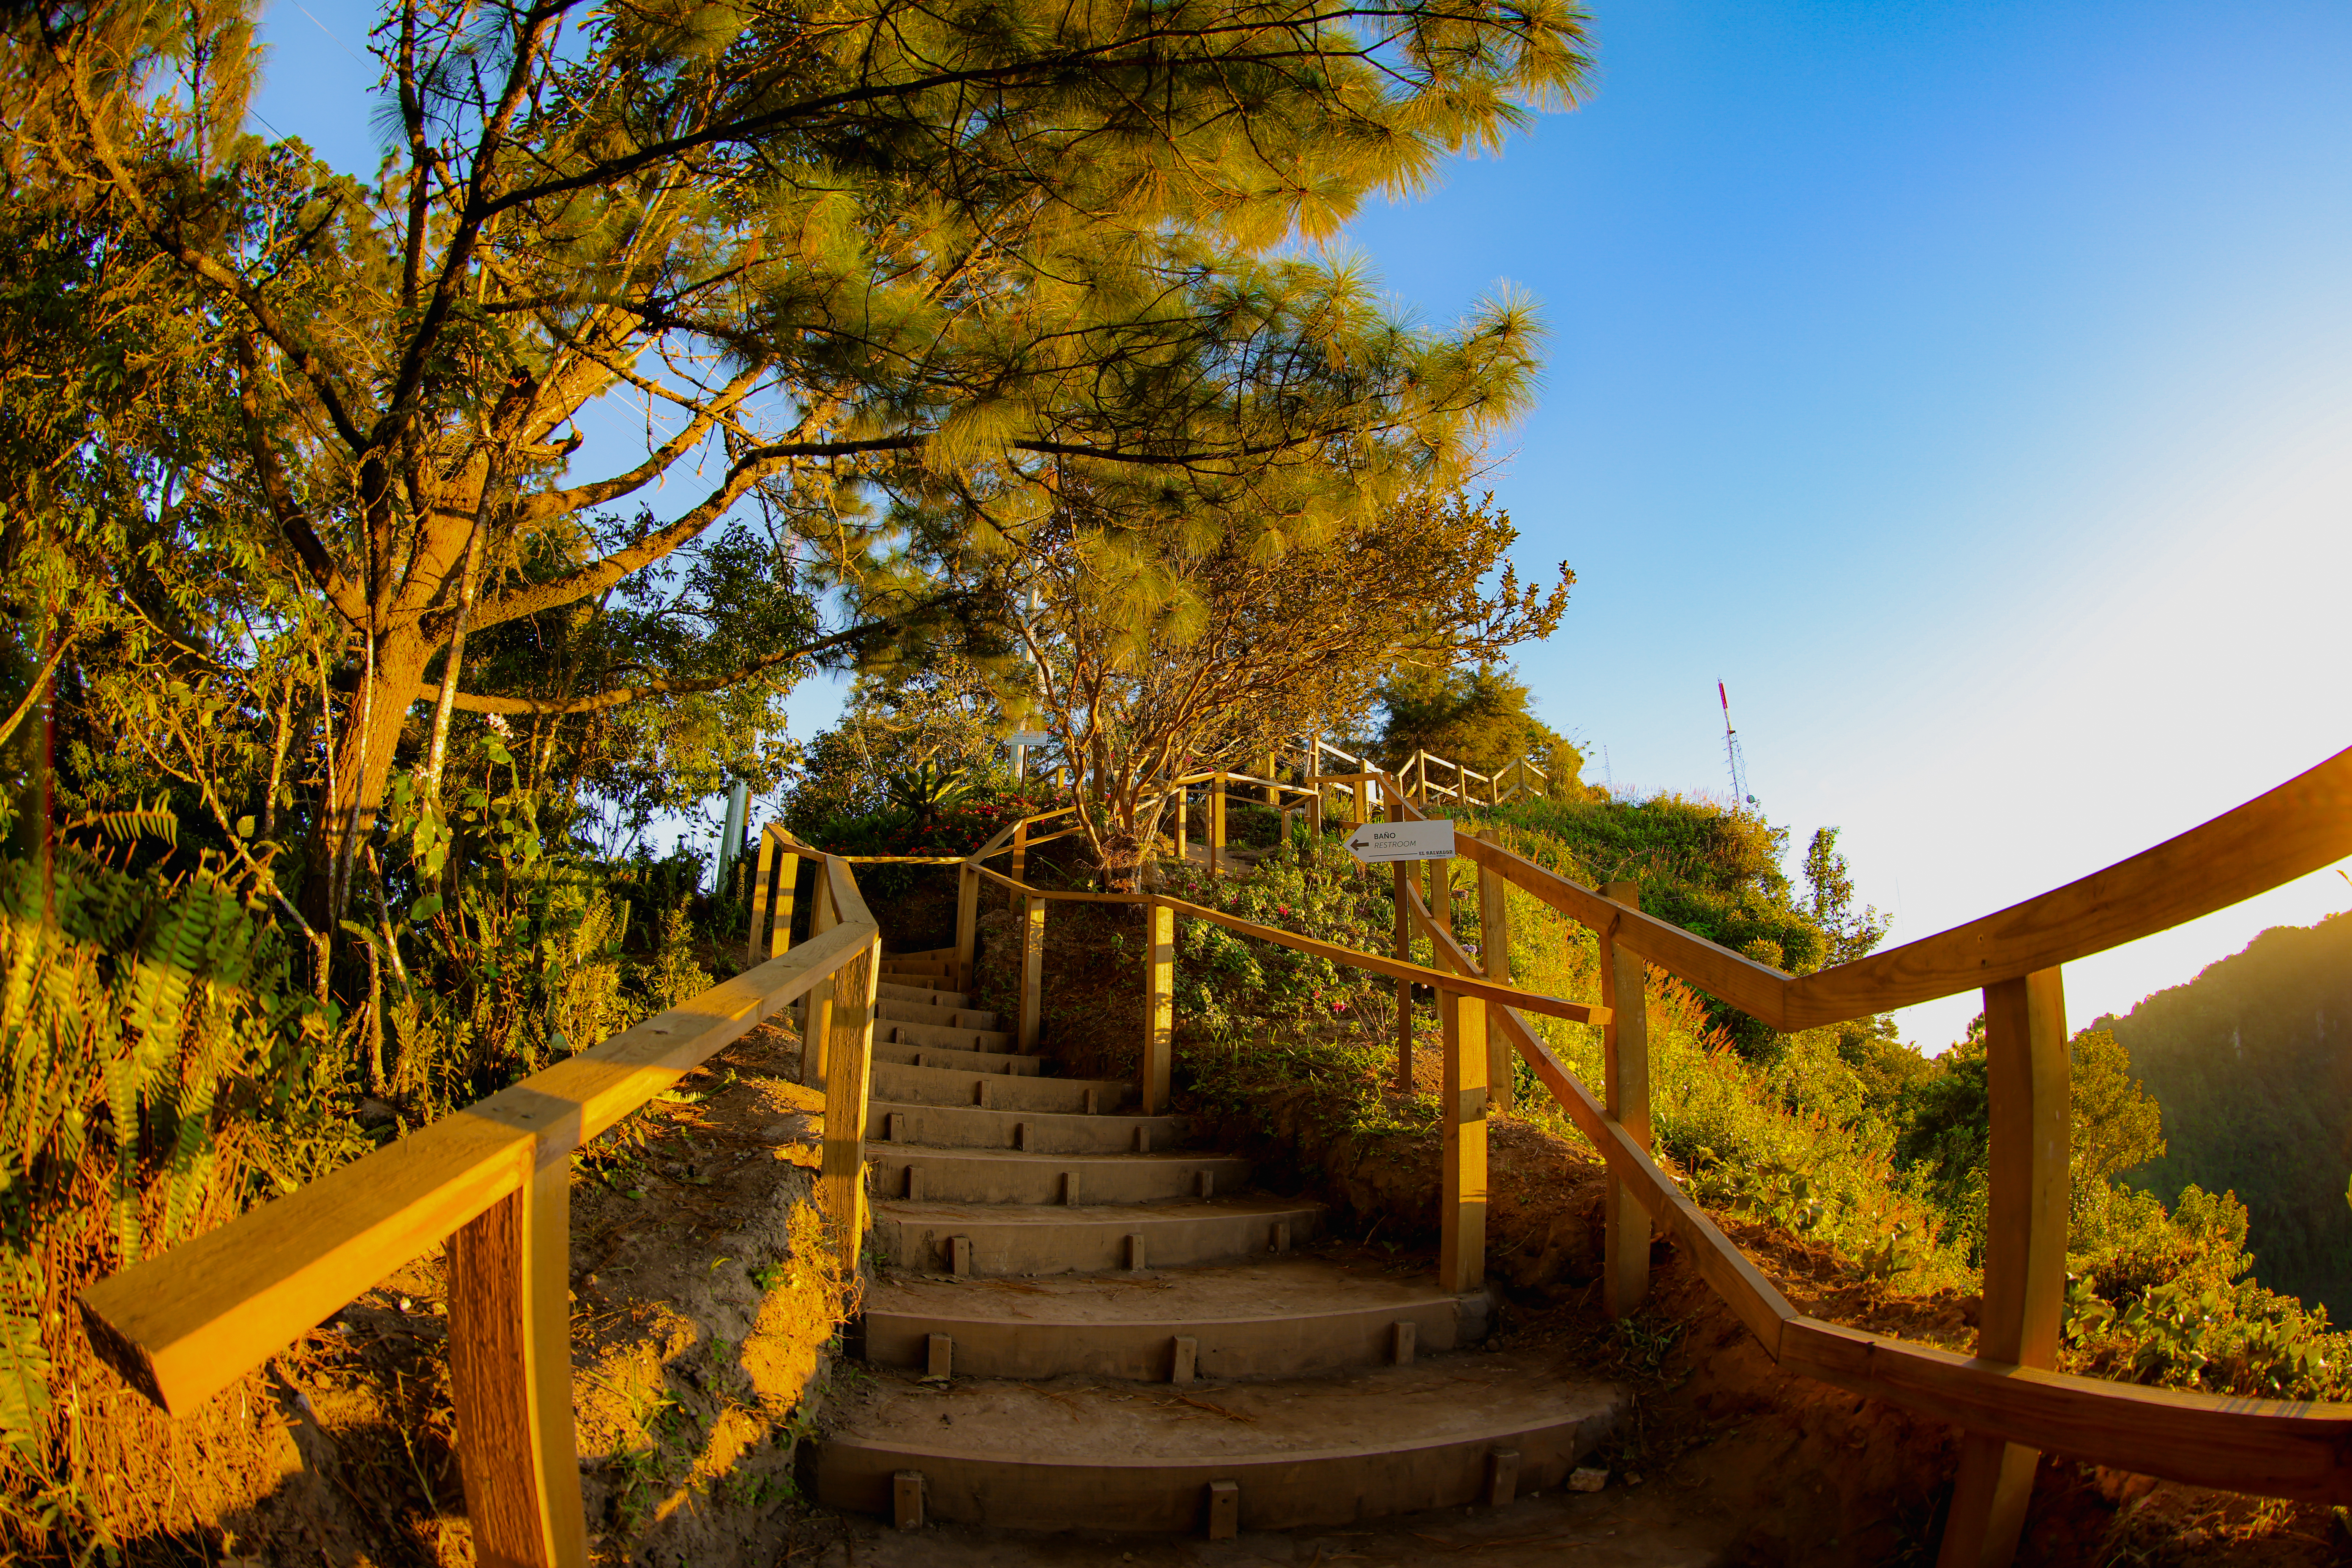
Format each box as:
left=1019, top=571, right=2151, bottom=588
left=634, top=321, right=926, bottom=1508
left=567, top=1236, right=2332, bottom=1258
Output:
left=249, top=0, right=2352, bottom=1050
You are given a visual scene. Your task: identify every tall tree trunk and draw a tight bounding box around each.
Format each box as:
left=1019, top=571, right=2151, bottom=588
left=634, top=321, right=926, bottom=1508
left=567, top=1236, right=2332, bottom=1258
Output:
left=305, top=628, right=432, bottom=929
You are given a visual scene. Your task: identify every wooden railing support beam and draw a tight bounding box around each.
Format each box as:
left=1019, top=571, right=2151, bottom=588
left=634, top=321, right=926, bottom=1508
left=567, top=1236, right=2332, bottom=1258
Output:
left=1476, top=837, right=1514, bottom=1115
left=1019, top=895, right=1046, bottom=1053
left=819, top=940, right=880, bottom=1281
left=1601, top=880, right=1652, bottom=1318
left=1438, top=983, right=1488, bottom=1295
left=1938, top=967, right=2070, bottom=1568
left=447, top=1156, right=589, bottom=1568
left=803, top=882, right=838, bottom=1089
left=1210, top=773, right=1227, bottom=874
left=953, top=863, right=979, bottom=993
left=1390, top=793, right=1413, bottom=1094
left=1142, top=903, right=1175, bottom=1115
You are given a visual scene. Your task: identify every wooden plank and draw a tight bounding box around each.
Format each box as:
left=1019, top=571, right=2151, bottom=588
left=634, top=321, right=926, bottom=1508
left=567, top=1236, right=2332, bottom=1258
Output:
left=1779, top=1316, right=2352, bottom=1502
left=1600, top=881, right=1652, bottom=1319
left=954, top=863, right=979, bottom=992
left=1390, top=795, right=1413, bottom=1095
left=1438, top=983, right=1489, bottom=1295
left=803, top=879, right=839, bottom=1090
left=1785, top=745, right=2352, bottom=1027
left=1496, top=1006, right=1793, bottom=1357
left=80, top=916, right=873, bottom=1415
left=447, top=1156, right=587, bottom=1568
left=820, top=941, right=880, bottom=1278
left=1476, top=838, right=1514, bottom=1115
left=1210, top=774, right=1227, bottom=874
left=1941, top=968, right=2073, bottom=1568
left=1019, top=895, right=1046, bottom=1052
left=1142, top=903, right=1175, bottom=1115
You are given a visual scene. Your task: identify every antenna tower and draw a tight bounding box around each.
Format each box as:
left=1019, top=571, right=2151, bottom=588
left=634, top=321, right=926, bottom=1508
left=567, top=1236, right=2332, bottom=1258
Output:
left=1718, top=681, right=1751, bottom=808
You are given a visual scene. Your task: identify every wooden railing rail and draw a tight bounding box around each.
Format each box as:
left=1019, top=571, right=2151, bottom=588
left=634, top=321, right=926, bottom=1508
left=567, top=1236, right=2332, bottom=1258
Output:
left=1375, top=746, right=2352, bottom=1560
left=80, top=826, right=885, bottom=1568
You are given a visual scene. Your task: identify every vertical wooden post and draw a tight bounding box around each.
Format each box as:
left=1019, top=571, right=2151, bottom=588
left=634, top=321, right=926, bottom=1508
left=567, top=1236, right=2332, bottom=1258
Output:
left=1010, top=819, right=1029, bottom=894
left=953, top=862, right=979, bottom=993
left=1475, top=842, right=1514, bottom=1115
left=1175, top=783, right=1190, bottom=863
left=447, top=1156, right=589, bottom=1568
left=1262, top=754, right=1278, bottom=806
left=1437, top=979, right=1488, bottom=1296
left=1938, top=967, right=2069, bottom=1568
left=820, top=940, right=881, bottom=1278
left=1599, top=880, right=1651, bottom=1317
left=1210, top=773, right=1227, bottom=874
left=1390, top=794, right=1413, bottom=1094
left=1018, top=895, right=1046, bottom=1053
left=1431, top=851, right=1453, bottom=935
left=748, top=829, right=776, bottom=963
left=1142, top=902, right=1175, bottom=1115
left=803, top=877, right=837, bottom=1090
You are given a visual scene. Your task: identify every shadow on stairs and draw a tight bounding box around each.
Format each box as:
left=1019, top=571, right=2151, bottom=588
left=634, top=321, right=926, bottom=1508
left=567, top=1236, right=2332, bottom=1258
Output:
left=813, top=948, right=1638, bottom=1546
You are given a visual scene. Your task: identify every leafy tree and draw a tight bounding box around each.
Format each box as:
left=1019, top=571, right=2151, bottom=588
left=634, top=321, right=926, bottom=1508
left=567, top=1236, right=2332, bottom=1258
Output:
left=1802, top=827, right=1891, bottom=967
left=8, top=0, right=1595, bottom=929
left=1018, top=490, right=1570, bottom=886
left=1374, top=663, right=1581, bottom=787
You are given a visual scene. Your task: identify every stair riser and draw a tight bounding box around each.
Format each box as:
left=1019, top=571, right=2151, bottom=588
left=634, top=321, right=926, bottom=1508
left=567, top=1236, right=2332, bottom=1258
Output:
left=878, top=999, right=1002, bottom=1031
left=869, top=1104, right=1191, bottom=1155
left=863, top=1299, right=1467, bottom=1381
left=878, top=1020, right=1014, bottom=1054
left=868, top=1153, right=1250, bottom=1206
left=872, top=1063, right=1129, bottom=1116
left=818, top=1409, right=1615, bottom=1531
left=876, top=983, right=970, bottom=1008
left=874, top=1043, right=1040, bottom=1076
left=874, top=1208, right=1319, bottom=1276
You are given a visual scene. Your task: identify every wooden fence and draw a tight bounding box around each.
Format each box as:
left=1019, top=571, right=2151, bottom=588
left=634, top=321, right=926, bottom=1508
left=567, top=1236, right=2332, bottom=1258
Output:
left=77, top=829, right=885, bottom=1568
left=956, top=742, right=2352, bottom=1568
left=71, top=740, right=2352, bottom=1568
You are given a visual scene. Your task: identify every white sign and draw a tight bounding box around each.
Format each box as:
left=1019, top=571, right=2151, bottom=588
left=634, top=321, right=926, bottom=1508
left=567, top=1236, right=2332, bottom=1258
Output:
left=1344, top=819, right=1455, bottom=864
left=1006, top=732, right=1052, bottom=746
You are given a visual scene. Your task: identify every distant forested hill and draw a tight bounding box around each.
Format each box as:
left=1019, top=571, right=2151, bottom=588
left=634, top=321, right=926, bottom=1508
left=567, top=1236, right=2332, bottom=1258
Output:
left=2099, top=910, right=2352, bottom=1319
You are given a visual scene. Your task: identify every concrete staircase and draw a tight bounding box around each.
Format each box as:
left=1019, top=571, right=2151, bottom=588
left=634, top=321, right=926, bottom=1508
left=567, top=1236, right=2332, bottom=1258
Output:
left=816, top=950, right=1628, bottom=1538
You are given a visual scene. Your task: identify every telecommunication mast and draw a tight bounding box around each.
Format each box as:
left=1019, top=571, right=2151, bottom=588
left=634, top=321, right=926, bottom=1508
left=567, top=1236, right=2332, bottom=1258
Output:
left=1718, top=681, right=1753, bottom=808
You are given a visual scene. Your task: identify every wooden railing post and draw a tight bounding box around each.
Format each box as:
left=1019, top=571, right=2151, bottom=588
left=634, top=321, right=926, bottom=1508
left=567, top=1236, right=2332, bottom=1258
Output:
left=1210, top=773, right=1227, bottom=874
left=953, top=862, right=979, bottom=992
left=1476, top=838, right=1513, bottom=1115
left=1438, top=976, right=1489, bottom=1296
left=447, top=1155, right=589, bottom=1568
left=749, top=832, right=798, bottom=962
left=1010, top=819, right=1030, bottom=893
left=1390, top=791, right=1413, bottom=1094
left=1018, top=895, right=1046, bottom=1052
left=1938, top=967, right=2070, bottom=1568
left=803, top=877, right=838, bottom=1089
left=1263, top=754, right=1278, bottom=806
left=819, top=937, right=881, bottom=1279
left=1175, top=783, right=1190, bottom=863
left=1142, top=902, right=1175, bottom=1114
left=1600, top=880, right=1652, bottom=1317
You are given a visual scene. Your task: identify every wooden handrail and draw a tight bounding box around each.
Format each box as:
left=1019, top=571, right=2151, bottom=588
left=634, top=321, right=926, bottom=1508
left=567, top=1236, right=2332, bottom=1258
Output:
left=1375, top=751, right=2352, bottom=1513
left=1414, top=743, right=2352, bottom=1025
left=79, top=831, right=886, bottom=1565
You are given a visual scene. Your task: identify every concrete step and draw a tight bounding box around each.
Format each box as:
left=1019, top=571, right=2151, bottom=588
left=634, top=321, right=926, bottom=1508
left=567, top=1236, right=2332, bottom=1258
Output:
left=817, top=1352, right=1623, bottom=1531
left=867, top=1149, right=1251, bottom=1207
left=877, top=1019, right=1014, bottom=1055
left=878, top=998, right=1003, bottom=1033
left=877, top=982, right=971, bottom=1009
left=872, top=1063, right=1131, bottom=1116
left=862, top=1257, right=1480, bottom=1380
left=869, top=1102, right=1191, bottom=1156
left=880, top=959, right=955, bottom=982
left=874, top=1041, right=1041, bottom=1077
left=873, top=1195, right=1322, bottom=1276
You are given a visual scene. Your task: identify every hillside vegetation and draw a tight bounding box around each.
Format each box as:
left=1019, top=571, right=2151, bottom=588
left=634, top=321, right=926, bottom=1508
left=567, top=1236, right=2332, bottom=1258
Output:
left=2101, top=911, right=2352, bottom=1320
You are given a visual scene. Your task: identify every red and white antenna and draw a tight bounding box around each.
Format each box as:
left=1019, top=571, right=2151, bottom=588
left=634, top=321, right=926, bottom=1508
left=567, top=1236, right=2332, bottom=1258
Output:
left=1718, top=681, right=1752, bottom=807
